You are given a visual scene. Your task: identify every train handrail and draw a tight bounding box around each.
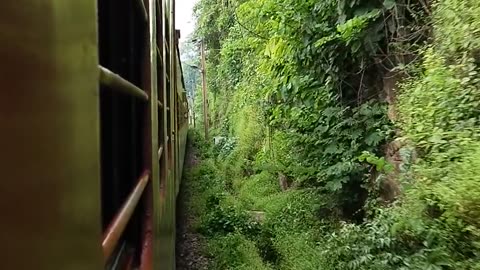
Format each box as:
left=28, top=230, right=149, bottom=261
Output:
left=102, top=170, right=150, bottom=261
left=99, top=66, right=149, bottom=101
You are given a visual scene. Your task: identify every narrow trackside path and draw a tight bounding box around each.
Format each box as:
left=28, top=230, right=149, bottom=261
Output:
left=176, top=141, right=209, bottom=270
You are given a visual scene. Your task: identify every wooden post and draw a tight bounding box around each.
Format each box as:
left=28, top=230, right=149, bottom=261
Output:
left=200, top=40, right=209, bottom=140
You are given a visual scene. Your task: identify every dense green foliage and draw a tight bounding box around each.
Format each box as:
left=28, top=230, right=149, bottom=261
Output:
left=182, top=0, right=480, bottom=268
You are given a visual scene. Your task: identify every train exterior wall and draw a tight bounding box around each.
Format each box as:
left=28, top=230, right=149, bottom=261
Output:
left=0, top=1, right=103, bottom=269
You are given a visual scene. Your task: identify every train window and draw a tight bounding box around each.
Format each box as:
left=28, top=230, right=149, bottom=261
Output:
left=98, top=0, right=145, bottom=267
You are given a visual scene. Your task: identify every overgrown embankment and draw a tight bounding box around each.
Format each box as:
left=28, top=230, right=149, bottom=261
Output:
left=181, top=0, right=480, bottom=269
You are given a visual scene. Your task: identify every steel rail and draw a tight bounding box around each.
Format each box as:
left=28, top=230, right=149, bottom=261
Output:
left=102, top=170, right=150, bottom=261
left=99, top=66, right=149, bottom=101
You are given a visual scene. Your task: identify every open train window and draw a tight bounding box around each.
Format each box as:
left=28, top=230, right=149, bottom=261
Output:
left=98, top=0, right=146, bottom=267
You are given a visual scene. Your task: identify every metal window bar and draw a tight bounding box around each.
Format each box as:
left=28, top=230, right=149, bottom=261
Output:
left=157, top=45, right=162, bottom=63
left=108, top=242, right=127, bottom=269
left=102, top=170, right=150, bottom=261
left=158, top=145, right=164, bottom=159
left=164, top=38, right=170, bottom=52
left=99, top=66, right=149, bottom=101
left=135, top=0, right=148, bottom=22
left=157, top=100, right=170, bottom=111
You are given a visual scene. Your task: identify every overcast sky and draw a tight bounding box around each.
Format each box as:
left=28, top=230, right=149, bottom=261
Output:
left=176, top=0, right=198, bottom=42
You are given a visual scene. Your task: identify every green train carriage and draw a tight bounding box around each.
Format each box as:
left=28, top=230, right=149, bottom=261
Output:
left=0, top=0, right=188, bottom=269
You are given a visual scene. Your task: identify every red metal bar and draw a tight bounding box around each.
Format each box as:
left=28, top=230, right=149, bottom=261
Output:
left=123, top=252, right=134, bottom=270
left=102, top=170, right=150, bottom=261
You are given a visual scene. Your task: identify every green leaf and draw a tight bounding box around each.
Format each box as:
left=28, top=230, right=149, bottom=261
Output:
left=375, top=158, right=386, bottom=171
left=325, top=143, right=340, bottom=154
left=365, top=132, right=384, bottom=146
left=325, top=177, right=348, bottom=191
left=383, top=0, right=395, bottom=10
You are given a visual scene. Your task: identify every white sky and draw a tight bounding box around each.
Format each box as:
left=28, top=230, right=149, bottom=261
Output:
left=176, top=0, right=198, bottom=42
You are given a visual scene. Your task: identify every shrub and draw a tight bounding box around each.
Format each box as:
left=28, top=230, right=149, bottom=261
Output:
left=199, top=201, right=261, bottom=237
left=207, top=233, right=272, bottom=270
left=237, top=172, right=280, bottom=209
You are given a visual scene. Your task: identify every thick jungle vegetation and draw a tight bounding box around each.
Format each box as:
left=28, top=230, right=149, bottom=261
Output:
left=181, top=0, right=480, bottom=269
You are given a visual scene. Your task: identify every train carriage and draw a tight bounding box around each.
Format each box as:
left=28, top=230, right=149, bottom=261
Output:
left=0, top=0, right=188, bottom=269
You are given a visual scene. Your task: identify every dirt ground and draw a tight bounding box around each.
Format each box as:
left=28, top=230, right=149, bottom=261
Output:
left=175, top=144, right=209, bottom=270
